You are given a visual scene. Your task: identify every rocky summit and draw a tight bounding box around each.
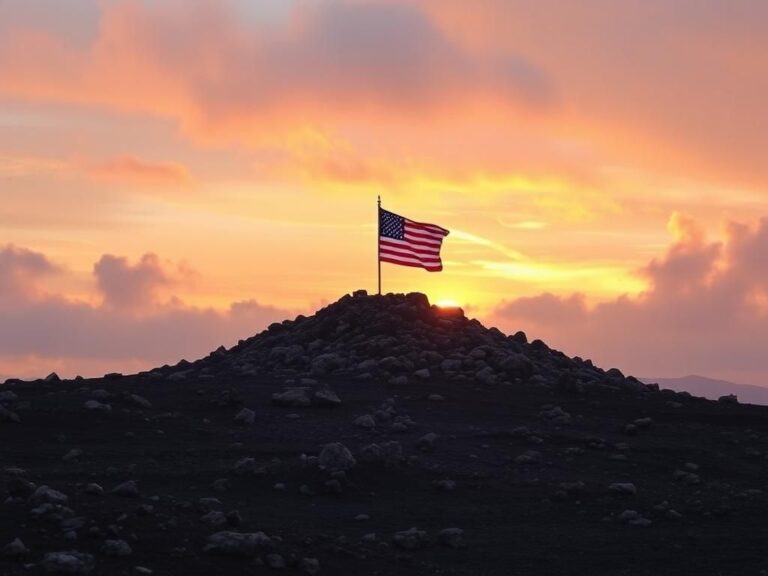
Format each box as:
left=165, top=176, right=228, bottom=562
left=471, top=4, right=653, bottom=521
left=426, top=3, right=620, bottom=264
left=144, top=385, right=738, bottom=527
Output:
left=1, top=291, right=767, bottom=576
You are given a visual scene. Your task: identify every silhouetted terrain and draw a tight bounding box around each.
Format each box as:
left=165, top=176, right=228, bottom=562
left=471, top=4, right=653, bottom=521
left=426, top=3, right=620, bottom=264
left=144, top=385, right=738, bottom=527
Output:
left=643, top=375, right=768, bottom=406
left=1, top=291, right=767, bottom=575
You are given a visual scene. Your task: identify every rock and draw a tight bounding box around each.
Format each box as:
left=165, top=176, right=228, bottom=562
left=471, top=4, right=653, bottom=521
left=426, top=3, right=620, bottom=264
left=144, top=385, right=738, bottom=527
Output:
left=111, top=480, right=140, bottom=498
left=2, top=538, right=29, bottom=558
left=41, top=551, right=95, bottom=574
left=718, top=394, right=739, bottom=404
left=301, top=557, right=321, bottom=575
left=310, top=353, right=343, bottom=375
left=0, top=404, right=20, bottom=423
left=271, top=389, right=311, bottom=408
left=354, top=414, right=376, bottom=429
left=102, top=539, right=132, bottom=557
left=414, top=368, right=431, bottom=379
left=428, top=394, right=445, bottom=401
left=63, top=449, right=83, bottom=462
left=417, top=432, right=440, bottom=452
left=439, top=528, right=465, bottom=548
left=211, top=478, right=231, bottom=493
left=45, top=372, right=61, bottom=382
left=128, top=394, right=152, bottom=409
left=266, top=553, right=286, bottom=569
left=29, top=485, right=69, bottom=505
left=318, top=443, right=356, bottom=472
left=233, top=457, right=257, bottom=475
left=609, top=483, right=637, bottom=496
left=515, top=450, right=543, bottom=465
left=393, top=527, right=429, bottom=550
left=0, top=390, right=18, bottom=403
left=204, top=531, right=272, bottom=557
left=84, top=483, right=103, bottom=496
left=201, top=511, right=228, bottom=528
left=313, top=389, right=341, bottom=407
left=234, top=407, right=256, bottom=425
left=83, top=400, right=111, bottom=413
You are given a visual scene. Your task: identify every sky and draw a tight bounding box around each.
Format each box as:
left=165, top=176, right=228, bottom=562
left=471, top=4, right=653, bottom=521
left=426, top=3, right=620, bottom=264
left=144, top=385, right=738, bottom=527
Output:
left=2, top=0, right=768, bottom=386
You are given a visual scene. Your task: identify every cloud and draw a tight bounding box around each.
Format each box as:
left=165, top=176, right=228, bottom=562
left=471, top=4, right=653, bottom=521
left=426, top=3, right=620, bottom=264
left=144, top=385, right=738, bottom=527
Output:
left=94, top=253, right=177, bottom=311
left=0, top=245, right=291, bottom=378
left=85, top=155, right=193, bottom=187
left=0, top=1, right=552, bottom=145
left=491, top=214, right=768, bottom=385
left=0, top=244, right=60, bottom=303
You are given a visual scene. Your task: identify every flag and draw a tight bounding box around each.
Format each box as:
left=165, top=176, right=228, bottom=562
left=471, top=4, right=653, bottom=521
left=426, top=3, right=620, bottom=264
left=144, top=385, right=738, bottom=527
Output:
left=379, top=207, right=450, bottom=272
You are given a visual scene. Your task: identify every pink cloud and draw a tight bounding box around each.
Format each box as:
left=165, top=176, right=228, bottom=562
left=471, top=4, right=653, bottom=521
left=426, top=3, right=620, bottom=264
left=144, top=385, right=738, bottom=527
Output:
left=0, top=246, right=291, bottom=378
left=492, top=215, right=768, bottom=386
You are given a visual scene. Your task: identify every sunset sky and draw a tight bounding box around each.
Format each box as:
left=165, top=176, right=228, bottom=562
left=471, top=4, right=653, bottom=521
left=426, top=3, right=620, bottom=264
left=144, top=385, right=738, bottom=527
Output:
left=2, top=0, right=768, bottom=386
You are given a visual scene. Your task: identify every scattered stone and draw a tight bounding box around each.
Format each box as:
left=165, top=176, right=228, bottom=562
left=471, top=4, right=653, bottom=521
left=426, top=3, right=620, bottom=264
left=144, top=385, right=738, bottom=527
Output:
left=204, top=531, right=272, bottom=557
left=84, top=483, right=103, bottom=496
left=515, top=450, right=543, bottom=465
left=266, top=553, right=286, bottom=569
left=417, top=433, right=440, bottom=452
left=102, top=539, right=132, bottom=557
left=111, top=481, right=140, bottom=498
left=301, top=557, right=320, bottom=575
left=414, top=368, right=431, bottom=379
left=318, top=443, right=356, bottom=472
left=41, top=551, right=95, bottom=574
left=0, top=404, right=20, bottom=423
left=354, top=414, right=376, bottom=429
left=201, top=511, right=228, bottom=528
left=84, top=400, right=111, bottom=413
left=609, top=483, right=637, bottom=496
left=718, top=394, right=738, bottom=404
left=428, top=394, right=445, bottom=401
left=313, top=389, right=342, bottom=407
left=128, top=394, right=152, bottom=409
left=234, top=407, right=256, bottom=426
left=211, top=478, right=231, bottom=493
left=271, top=389, right=311, bottom=408
left=63, top=449, right=84, bottom=462
left=2, top=538, right=29, bottom=558
left=439, top=528, right=465, bottom=548
left=393, top=527, right=429, bottom=550
left=29, top=485, right=69, bottom=505
left=233, top=457, right=257, bottom=475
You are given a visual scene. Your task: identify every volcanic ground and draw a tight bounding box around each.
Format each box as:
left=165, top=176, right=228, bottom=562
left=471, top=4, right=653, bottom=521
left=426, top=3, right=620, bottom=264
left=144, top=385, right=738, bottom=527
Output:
left=1, top=291, right=767, bottom=575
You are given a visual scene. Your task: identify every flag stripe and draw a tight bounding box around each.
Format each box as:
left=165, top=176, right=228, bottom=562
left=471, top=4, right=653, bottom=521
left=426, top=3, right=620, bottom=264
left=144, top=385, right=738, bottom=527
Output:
left=379, top=207, right=449, bottom=273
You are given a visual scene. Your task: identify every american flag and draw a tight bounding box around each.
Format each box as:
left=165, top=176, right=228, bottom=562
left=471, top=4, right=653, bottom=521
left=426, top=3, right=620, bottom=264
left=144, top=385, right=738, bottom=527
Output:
left=379, top=208, right=450, bottom=272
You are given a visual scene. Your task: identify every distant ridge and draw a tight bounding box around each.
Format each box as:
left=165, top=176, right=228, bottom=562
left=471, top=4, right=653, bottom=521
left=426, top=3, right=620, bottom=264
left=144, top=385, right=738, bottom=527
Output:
left=642, top=375, right=768, bottom=406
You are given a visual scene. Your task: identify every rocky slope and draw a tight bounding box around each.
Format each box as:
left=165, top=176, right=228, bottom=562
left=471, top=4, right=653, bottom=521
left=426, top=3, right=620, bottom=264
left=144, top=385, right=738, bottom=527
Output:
left=1, top=291, right=767, bottom=576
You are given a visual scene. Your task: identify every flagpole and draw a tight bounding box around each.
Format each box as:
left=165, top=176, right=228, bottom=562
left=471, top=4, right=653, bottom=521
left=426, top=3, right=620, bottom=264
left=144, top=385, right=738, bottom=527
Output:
left=377, top=194, right=382, bottom=295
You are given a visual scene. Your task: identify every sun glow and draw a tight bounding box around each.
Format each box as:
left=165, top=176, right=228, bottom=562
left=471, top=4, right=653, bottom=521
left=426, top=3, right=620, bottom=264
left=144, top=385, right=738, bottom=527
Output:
left=435, top=298, right=461, bottom=308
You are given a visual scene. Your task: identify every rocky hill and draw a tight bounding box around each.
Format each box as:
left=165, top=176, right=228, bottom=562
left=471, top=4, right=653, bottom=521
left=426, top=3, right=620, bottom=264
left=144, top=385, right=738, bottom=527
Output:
left=1, top=291, right=767, bottom=576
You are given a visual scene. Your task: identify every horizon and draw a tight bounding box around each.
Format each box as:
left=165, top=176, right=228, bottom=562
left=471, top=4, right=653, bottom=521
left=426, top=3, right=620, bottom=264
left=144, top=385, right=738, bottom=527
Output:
left=3, top=0, right=768, bottom=388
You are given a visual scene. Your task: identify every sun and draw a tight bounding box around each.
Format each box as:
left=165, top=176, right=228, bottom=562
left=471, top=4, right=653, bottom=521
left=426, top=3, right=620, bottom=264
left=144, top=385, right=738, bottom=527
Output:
left=435, top=298, right=461, bottom=308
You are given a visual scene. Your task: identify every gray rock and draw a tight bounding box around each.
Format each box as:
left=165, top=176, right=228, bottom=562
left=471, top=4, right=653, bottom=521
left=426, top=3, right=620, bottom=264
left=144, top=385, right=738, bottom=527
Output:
left=233, top=457, right=257, bottom=475
left=310, top=353, right=343, bottom=375
left=0, top=390, right=18, bottom=403
left=201, top=511, right=228, bottom=528
left=271, top=389, right=311, bottom=408
left=439, top=528, right=465, bottom=548
left=29, top=485, right=69, bottom=505
left=313, top=389, right=342, bottom=407
left=609, top=483, right=637, bottom=496
left=393, top=527, right=429, bottom=550
left=84, top=483, right=103, bottom=496
left=0, top=404, right=20, bottom=423
left=2, top=538, right=29, bottom=558
left=84, top=400, right=111, bottom=413
left=318, top=443, right=356, bottom=472
left=111, top=480, right=140, bottom=498
left=234, top=407, right=256, bottom=426
left=301, top=557, right=321, bottom=575
left=63, top=449, right=83, bottom=462
left=204, top=531, right=272, bottom=557
left=41, top=551, right=95, bottom=574
left=102, top=539, right=132, bottom=557
left=414, top=368, right=431, bottom=379
left=417, top=432, right=440, bottom=452
left=128, top=394, right=152, bottom=409
left=354, top=414, right=376, bottom=429
left=266, top=553, right=286, bottom=569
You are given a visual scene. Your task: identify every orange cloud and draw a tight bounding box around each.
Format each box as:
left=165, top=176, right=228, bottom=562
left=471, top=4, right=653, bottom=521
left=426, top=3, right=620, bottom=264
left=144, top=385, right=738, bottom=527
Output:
left=85, top=155, right=193, bottom=187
